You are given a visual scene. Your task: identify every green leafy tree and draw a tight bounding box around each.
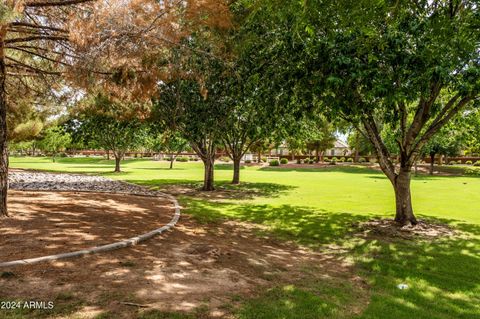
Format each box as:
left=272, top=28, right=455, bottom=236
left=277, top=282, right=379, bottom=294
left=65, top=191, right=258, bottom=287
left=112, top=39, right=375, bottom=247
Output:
left=153, top=39, right=230, bottom=190
left=421, top=118, right=467, bottom=174
left=77, top=115, right=146, bottom=172
left=305, top=116, right=336, bottom=162
left=68, top=95, right=148, bottom=172
left=160, top=132, right=190, bottom=169
left=246, top=0, right=480, bottom=225
left=38, top=126, right=71, bottom=162
left=465, top=109, right=480, bottom=156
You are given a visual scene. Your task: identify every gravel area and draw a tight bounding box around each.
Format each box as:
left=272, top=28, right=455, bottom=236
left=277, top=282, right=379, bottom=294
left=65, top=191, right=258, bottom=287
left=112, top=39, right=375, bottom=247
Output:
left=9, top=170, right=158, bottom=196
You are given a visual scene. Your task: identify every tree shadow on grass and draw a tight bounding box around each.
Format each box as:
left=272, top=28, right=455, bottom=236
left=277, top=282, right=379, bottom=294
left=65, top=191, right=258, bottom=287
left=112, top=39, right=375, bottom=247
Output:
left=180, top=195, right=480, bottom=318
left=180, top=199, right=372, bottom=247
left=213, top=163, right=246, bottom=170
left=348, top=219, right=480, bottom=319
left=259, top=165, right=382, bottom=175
left=129, top=179, right=296, bottom=201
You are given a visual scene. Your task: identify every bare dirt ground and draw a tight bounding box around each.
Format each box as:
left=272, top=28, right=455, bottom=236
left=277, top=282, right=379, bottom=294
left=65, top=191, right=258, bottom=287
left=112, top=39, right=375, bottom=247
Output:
left=0, top=191, right=366, bottom=319
left=0, top=191, right=175, bottom=261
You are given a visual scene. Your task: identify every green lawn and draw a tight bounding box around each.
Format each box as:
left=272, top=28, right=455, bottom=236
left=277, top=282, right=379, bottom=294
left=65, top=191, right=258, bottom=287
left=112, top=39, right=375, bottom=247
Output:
left=8, top=157, right=480, bottom=319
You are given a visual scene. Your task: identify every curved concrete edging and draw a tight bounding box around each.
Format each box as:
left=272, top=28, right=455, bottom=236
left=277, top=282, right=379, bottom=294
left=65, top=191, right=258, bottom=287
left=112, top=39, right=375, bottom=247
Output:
left=0, top=189, right=181, bottom=268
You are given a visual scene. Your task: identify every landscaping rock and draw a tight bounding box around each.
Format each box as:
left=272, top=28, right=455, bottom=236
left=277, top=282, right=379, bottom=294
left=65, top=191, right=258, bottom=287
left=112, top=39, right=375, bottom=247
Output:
left=9, top=171, right=160, bottom=196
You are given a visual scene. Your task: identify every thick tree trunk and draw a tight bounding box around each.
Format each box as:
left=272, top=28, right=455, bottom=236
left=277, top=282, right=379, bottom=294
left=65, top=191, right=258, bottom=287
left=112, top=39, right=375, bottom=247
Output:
left=315, top=148, right=320, bottom=162
left=257, top=150, right=261, bottom=163
left=232, top=157, right=241, bottom=184
left=202, top=157, right=215, bottom=191
left=393, top=169, right=417, bottom=225
left=0, top=146, right=7, bottom=217
left=169, top=156, right=174, bottom=169
left=114, top=156, right=121, bottom=172
left=0, top=38, right=7, bottom=217
left=429, top=153, right=435, bottom=175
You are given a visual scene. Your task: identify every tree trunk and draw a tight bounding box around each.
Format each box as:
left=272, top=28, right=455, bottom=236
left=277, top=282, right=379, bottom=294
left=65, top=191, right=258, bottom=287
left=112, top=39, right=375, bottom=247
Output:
left=0, top=146, right=7, bottom=217
left=354, top=133, right=360, bottom=162
left=106, top=150, right=110, bottom=160
left=202, top=157, right=215, bottom=191
left=315, top=148, right=320, bottom=162
left=0, top=37, right=8, bottom=217
left=393, top=169, right=417, bottom=225
left=232, top=157, right=241, bottom=184
left=429, top=153, right=435, bottom=175
left=170, top=154, right=178, bottom=169
left=114, top=156, right=121, bottom=172
left=257, top=150, right=261, bottom=163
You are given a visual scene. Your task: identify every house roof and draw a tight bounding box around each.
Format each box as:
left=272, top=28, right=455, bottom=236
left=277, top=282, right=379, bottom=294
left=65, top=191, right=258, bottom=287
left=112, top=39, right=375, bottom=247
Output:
left=334, top=140, right=349, bottom=148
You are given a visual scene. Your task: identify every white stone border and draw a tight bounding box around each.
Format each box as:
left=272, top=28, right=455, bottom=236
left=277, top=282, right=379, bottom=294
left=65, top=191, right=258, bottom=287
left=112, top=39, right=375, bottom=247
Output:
left=0, top=189, right=181, bottom=268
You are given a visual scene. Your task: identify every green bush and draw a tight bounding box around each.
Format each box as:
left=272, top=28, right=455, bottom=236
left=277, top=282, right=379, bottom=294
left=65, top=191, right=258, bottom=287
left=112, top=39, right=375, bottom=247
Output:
left=358, top=157, right=366, bottom=163
left=220, top=156, right=230, bottom=162
left=176, top=156, right=189, bottom=162
left=296, top=158, right=302, bottom=164
left=331, top=157, right=338, bottom=162
left=474, top=161, right=480, bottom=167
left=465, top=160, right=473, bottom=165
left=339, top=157, right=346, bottom=162
left=269, top=159, right=280, bottom=166
left=280, top=158, right=288, bottom=164
left=309, top=159, right=315, bottom=164
left=324, top=158, right=330, bottom=162
left=59, top=152, right=68, bottom=157
left=448, top=160, right=456, bottom=165
left=245, top=159, right=252, bottom=164
left=261, top=157, right=267, bottom=163
left=347, top=158, right=354, bottom=162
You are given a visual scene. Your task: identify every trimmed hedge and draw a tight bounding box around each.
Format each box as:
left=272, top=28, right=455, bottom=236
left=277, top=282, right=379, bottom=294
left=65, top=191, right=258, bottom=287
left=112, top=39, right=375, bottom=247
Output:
left=269, top=159, right=280, bottom=166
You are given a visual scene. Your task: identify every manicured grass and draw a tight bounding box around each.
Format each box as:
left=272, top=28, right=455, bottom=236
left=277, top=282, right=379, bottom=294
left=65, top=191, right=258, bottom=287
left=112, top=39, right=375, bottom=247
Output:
left=9, top=157, right=480, bottom=319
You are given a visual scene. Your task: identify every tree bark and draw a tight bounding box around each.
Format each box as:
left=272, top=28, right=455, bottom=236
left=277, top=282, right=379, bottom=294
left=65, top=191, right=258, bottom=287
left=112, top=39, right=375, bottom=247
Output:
left=232, top=157, right=241, bottom=184
left=354, top=133, right=360, bottom=162
left=114, top=155, right=121, bottom=172
left=257, top=150, right=261, bottom=163
left=429, top=153, right=435, bottom=175
left=393, top=169, right=417, bottom=225
left=202, top=157, right=215, bottom=191
left=169, top=156, right=175, bottom=169
left=0, top=34, right=8, bottom=217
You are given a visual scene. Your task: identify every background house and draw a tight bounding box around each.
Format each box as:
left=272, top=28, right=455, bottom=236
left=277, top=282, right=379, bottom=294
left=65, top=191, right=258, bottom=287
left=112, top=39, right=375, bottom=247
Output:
left=269, top=139, right=351, bottom=157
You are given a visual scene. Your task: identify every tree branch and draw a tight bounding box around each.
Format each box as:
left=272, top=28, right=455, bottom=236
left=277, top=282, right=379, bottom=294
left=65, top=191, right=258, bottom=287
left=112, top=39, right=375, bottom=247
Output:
left=24, top=0, right=94, bottom=8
